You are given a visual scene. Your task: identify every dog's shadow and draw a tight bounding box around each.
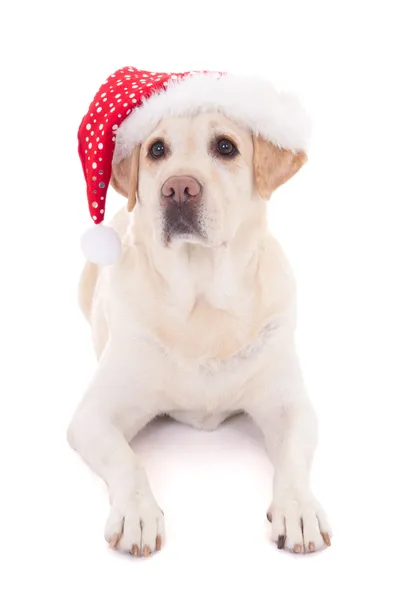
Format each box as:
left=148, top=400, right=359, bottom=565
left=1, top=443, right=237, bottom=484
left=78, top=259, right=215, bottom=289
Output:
left=132, top=412, right=265, bottom=454
left=130, top=413, right=273, bottom=502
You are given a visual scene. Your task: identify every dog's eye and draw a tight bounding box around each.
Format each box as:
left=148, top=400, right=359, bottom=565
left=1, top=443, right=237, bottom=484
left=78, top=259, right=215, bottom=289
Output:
left=149, top=141, right=165, bottom=159
left=216, top=138, right=238, bottom=157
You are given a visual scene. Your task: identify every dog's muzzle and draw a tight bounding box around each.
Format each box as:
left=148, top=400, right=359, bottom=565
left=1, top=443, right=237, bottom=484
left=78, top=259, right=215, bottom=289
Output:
left=161, top=175, right=204, bottom=242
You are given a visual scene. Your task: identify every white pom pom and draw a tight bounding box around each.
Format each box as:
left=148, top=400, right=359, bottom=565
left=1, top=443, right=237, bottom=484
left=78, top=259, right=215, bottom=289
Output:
left=81, top=224, right=122, bottom=265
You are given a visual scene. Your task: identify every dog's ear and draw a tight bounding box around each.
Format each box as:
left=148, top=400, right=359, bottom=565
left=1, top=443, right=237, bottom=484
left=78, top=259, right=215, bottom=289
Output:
left=253, top=136, right=307, bottom=199
left=110, top=146, right=140, bottom=212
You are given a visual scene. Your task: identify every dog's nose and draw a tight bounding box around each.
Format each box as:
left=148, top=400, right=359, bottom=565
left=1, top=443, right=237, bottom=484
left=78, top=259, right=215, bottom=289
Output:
left=161, top=176, right=201, bottom=204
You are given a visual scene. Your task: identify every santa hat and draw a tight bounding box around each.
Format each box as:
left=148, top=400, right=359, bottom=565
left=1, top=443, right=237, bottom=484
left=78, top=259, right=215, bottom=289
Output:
left=78, top=66, right=311, bottom=265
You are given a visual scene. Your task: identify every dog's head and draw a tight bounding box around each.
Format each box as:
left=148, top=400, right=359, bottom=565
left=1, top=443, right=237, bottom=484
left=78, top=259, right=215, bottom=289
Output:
left=111, top=111, right=306, bottom=248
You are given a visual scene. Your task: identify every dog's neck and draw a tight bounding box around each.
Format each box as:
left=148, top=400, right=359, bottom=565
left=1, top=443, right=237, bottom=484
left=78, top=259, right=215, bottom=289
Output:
left=125, top=204, right=292, bottom=361
left=132, top=207, right=268, bottom=316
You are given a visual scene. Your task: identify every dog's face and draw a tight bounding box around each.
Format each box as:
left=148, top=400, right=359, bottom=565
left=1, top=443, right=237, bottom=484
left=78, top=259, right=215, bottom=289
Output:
left=112, top=112, right=307, bottom=248
left=136, top=112, right=254, bottom=248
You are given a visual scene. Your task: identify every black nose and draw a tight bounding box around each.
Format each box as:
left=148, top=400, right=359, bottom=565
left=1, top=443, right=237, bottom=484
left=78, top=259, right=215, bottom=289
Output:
left=161, top=176, right=201, bottom=204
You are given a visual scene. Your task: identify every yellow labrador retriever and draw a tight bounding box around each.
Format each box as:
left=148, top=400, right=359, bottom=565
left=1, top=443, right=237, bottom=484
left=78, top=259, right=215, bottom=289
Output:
left=68, top=110, right=331, bottom=557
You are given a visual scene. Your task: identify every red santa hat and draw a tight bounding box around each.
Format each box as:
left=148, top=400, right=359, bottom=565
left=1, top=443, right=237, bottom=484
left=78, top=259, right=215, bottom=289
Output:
left=78, top=66, right=311, bottom=265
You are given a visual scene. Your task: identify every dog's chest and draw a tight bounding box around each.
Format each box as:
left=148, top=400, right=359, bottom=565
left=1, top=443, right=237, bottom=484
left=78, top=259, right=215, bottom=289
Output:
left=133, top=320, right=279, bottom=413
left=108, top=259, right=288, bottom=411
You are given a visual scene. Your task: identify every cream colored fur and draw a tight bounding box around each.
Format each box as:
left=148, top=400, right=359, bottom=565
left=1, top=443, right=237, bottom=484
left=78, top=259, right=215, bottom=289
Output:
left=69, top=112, right=331, bottom=557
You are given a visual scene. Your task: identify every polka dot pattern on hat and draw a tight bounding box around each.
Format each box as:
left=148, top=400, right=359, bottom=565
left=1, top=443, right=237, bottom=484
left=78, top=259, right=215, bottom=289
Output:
left=78, top=66, right=192, bottom=226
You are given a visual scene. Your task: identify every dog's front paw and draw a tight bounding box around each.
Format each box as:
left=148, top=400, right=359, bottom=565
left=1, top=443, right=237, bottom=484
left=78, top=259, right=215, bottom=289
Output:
left=267, top=495, right=331, bottom=554
left=105, top=495, right=165, bottom=557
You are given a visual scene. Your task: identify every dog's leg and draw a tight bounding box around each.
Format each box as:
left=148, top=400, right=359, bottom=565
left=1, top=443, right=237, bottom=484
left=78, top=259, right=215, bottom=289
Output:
left=67, top=345, right=165, bottom=557
left=247, top=348, right=332, bottom=554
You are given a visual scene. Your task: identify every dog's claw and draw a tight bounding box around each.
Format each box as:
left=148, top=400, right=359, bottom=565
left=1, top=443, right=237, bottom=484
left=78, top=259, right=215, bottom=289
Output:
left=322, top=532, right=331, bottom=547
left=277, top=535, right=285, bottom=550
left=109, top=534, right=120, bottom=549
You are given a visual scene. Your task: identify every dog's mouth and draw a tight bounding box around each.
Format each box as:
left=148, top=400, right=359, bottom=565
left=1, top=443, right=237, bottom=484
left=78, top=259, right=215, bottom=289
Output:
left=162, top=202, right=206, bottom=244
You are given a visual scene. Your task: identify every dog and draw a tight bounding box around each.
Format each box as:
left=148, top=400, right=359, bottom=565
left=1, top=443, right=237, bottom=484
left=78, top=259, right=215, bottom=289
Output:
left=68, top=110, right=332, bottom=557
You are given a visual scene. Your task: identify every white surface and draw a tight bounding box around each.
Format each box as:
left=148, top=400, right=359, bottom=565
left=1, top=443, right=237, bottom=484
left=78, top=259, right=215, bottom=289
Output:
left=1, top=1, right=399, bottom=598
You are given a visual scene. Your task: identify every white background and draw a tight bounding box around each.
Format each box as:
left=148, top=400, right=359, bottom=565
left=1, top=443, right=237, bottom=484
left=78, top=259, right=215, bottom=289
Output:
left=1, top=1, right=399, bottom=598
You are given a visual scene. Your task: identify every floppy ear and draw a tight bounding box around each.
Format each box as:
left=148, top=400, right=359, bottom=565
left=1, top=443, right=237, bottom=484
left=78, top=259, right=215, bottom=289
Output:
left=110, top=146, right=140, bottom=212
left=253, top=136, right=307, bottom=199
